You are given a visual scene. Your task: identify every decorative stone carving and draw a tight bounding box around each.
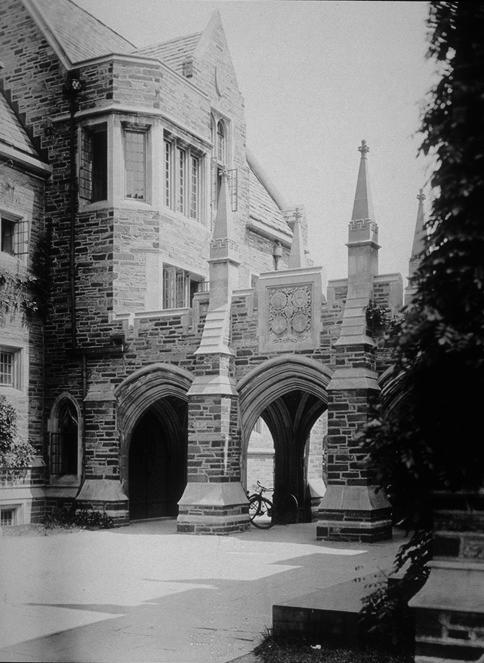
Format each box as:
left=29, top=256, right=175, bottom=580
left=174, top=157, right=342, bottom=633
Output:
left=257, top=266, right=322, bottom=353
left=268, top=285, right=312, bottom=344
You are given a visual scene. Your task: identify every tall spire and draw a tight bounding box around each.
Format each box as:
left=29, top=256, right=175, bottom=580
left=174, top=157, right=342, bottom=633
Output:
left=351, top=140, right=375, bottom=222
left=347, top=140, right=379, bottom=281
left=409, top=189, right=426, bottom=278
left=405, top=189, right=426, bottom=306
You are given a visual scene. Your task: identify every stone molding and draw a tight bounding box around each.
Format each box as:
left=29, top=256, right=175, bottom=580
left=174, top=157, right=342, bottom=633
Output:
left=237, top=354, right=332, bottom=437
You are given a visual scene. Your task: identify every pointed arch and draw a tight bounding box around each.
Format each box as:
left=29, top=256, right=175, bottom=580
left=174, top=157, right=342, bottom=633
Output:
left=48, top=392, right=82, bottom=480
left=237, top=355, right=332, bottom=442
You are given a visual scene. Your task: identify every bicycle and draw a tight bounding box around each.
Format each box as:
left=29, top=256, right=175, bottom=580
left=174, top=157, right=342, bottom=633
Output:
left=247, top=481, right=273, bottom=529
left=247, top=482, right=300, bottom=528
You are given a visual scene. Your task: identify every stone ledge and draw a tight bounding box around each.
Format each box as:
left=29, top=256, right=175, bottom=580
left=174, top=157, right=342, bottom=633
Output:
left=178, top=481, right=248, bottom=507
left=76, top=479, right=127, bottom=503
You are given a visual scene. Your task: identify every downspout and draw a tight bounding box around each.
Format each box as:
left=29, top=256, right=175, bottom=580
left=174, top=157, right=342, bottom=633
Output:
left=65, top=71, right=83, bottom=350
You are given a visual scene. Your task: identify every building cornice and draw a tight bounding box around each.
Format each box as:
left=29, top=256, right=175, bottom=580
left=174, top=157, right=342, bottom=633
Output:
left=49, top=104, right=212, bottom=148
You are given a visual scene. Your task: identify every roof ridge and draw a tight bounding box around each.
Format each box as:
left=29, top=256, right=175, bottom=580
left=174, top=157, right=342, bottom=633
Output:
left=135, top=31, right=202, bottom=53
left=68, top=0, right=136, bottom=49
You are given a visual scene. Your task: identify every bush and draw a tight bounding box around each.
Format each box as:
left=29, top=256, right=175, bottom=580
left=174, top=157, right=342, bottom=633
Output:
left=44, top=503, right=114, bottom=530
left=0, top=395, right=36, bottom=476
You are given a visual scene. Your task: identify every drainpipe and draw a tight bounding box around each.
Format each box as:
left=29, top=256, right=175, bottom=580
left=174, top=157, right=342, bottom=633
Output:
left=64, top=71, right=83, bottom=350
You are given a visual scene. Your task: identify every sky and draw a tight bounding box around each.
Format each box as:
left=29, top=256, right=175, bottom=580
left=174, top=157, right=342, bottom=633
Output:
left=76, top=0, right=436, bottom=285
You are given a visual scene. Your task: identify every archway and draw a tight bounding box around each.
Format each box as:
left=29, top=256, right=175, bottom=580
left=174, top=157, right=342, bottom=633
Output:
left=115, top=364, right=192, bottom=520
left=238, top=356, right=331, bottom=523
left=128, top=396, right=187, bottom=519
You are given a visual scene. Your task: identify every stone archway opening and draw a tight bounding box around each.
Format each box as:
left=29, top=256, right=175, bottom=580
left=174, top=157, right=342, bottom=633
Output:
left=115, top=363, right=193, bottom=522
left=238, top=356, right=331, bottom=525
left=128, top=395, right=187, bottom=520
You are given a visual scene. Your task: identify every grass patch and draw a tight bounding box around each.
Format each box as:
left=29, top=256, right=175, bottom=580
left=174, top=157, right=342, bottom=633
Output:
left=254, top=634, right=413, bottom=663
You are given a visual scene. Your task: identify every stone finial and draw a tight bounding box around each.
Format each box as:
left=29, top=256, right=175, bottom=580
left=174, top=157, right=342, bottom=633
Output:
left=358, top=139, right=370, bottom=158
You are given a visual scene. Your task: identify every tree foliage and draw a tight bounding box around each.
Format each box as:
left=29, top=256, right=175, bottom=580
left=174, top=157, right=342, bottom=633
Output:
left=362, top=1, right=484, bottom=528
left=0, top=395, right=35, bottom=473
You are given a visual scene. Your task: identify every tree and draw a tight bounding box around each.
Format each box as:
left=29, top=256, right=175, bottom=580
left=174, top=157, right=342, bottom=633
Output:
left=363, top=1, right=484, bottom=529
left=0, top=395, right=35, bottom=474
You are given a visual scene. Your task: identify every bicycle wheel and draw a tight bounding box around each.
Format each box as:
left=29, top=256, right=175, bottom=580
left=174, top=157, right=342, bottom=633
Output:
left=250, top=496, right=273, bottom=529
left=248, top=495, right=260, bottom=522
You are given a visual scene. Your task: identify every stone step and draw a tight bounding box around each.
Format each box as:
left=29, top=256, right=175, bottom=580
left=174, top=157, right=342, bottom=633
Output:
left=272, top=572, right=384, bottom=645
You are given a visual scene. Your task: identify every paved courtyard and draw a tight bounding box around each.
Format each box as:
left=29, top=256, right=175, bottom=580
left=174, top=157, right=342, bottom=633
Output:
left=0, top=520, right=404, bottom=662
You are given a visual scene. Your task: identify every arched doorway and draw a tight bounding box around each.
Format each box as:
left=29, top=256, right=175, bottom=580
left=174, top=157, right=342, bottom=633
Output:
left=238, top=356, right=331, bottom=524
left=115, top=363, right=192, bottom=521
left=128, top=396, right=187, bottom=519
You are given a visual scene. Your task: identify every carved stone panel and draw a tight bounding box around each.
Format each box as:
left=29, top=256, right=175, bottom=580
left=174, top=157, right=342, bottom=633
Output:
left=268, top=285, right=312, bottom=345
left=257, top=267, right=322, bottom=353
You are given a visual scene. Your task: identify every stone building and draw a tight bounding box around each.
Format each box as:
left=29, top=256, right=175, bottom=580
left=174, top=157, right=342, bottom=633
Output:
left=0, top=0, right=405, bottom=539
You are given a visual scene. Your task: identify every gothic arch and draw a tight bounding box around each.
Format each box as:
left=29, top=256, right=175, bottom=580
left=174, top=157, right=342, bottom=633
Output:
left=237, top=355, right=333, bottom=445
left=47, top=392, right=83, bottom=481
left=115, top=363, right=193, bottom=494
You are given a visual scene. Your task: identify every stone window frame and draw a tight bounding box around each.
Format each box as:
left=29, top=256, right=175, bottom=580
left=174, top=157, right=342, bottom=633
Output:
left=0, top=345, right=22, bottom=390
left=78, top=115, right=113, bottom=210
left=47, top=393, right=83, bottom=487
left=121, top=121, right=152, bottom=204
left=0, top=504, right=21, bottom=526
left=161, top=262, right=204, bottom=310
left=0, top=209, right=28, bottom=264
left=163, top=131, right=205, bottom=224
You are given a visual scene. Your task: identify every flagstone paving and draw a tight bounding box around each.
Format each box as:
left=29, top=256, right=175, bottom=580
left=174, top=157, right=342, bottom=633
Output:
left=0, top=520, right=404, bottom=662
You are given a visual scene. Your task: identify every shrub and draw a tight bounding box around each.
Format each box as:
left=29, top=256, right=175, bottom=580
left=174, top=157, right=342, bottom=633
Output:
left=0, top=395, right=36, bottom=476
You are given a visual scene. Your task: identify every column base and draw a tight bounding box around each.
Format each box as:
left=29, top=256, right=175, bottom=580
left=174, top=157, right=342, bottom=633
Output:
left=177, top=481, right=249, bottom=534
left=76, top=479, right=129, bottom=525
left=317, top=484, right=392, bottom=542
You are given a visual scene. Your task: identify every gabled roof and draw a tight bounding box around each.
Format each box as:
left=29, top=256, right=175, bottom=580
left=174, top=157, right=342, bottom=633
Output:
left=134, top=33, right=202, bottom=75
left=23, top=0, right=134, bottom=66
left=0, top=92, right=38, bottom=158
left=248, top=162, right=292, bottom=239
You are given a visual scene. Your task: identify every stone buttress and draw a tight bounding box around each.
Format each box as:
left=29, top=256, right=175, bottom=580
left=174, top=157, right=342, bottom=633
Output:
left=317, top=141, right=392, bottom=542
left=177, top=172, right=248, bottom=533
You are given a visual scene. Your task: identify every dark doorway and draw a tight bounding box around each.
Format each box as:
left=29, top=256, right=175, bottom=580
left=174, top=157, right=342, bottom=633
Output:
left=128, top=398, right=187, bottom=520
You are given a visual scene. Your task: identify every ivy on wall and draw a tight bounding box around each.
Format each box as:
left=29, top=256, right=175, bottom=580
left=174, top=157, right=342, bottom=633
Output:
left=0, top=395, right=35, bottom=474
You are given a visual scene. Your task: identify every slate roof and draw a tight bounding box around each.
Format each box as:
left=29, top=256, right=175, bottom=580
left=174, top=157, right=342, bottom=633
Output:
left=134, top=33, right=202, bottom=74
left=31, top=0, right=134, bottom=64
left=248, top=163, right=292, bottom=237
left=0, top=92, right=38, bottom=158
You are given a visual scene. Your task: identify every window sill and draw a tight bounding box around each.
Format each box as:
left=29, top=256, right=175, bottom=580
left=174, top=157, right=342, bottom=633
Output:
left=0, top=385, right=23, bottom=394
left=0, top=251, right=27, bottom=272
left=79, top=199, right=112, bottom=213
left=118, top=198, right=154, bottom=210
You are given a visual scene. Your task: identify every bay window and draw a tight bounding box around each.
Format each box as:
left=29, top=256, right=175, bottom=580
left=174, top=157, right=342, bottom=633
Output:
left=164, top=134, right=202, bottom=221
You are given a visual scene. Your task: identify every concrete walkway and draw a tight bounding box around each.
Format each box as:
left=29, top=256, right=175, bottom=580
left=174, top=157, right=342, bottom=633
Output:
left=0, top=520, right=404, bottom=662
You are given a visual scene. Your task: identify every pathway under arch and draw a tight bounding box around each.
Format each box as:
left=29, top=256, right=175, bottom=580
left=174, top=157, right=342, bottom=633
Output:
left=238, top=356, right=332, bottom=523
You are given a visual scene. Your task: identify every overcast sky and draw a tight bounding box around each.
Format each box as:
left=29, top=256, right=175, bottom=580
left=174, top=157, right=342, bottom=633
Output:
left=76, top=0, right=436, bottom=285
